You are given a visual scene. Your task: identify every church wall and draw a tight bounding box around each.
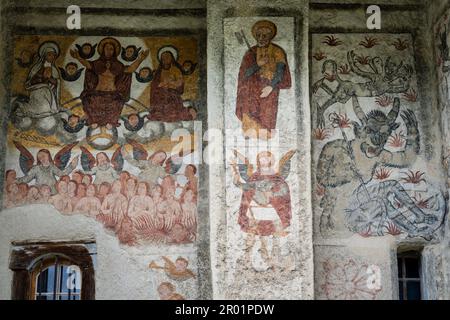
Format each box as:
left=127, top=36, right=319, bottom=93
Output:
left=0, top=0, right=212, bottom=300
left=0, top=0, right=448, bottom=301
left=207, top=0, right=314, bottom=299
left=310, top=2, right=450, bottom=300
left=428, top=0, right=450, bottom=300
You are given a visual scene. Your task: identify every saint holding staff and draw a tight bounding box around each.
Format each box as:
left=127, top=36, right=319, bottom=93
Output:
left=235, top=20, right=291, bottom=139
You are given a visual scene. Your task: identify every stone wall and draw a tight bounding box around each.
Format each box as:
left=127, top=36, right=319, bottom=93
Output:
left=0, top=0, right=211, bottom=300
left=0, top=0, right=449, bottom=300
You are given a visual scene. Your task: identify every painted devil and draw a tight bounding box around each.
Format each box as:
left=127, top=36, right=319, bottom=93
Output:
left=312, top=52, right=413, bottom=127
left=316, top=96, right=442, bottom=238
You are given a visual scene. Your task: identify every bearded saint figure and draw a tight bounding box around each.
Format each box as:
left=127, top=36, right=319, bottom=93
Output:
left=235, top=20, right=291, bottom=139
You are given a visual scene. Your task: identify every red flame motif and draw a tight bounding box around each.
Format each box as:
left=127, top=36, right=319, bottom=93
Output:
left=388, top=131, right=406, bottom=148
left=313, top=50, right=327, bottom=61
left=374, top=167, right=392, bottom=180
left=375, top=95, right=393, bottom=108
left=401, top=170, right=426, bottom=184
left=338, top=64, right=351, bottom=75
left=313, top=128, right=331, bottom=141
left=386, top=222, right=402, bottom=236
left=322, top=35, right=343, bottom=46
left=359, top=36, right=379, bottom=48
left=391, top=38, right=409, bottom=51
left=402, top=89, right=418, bottom=102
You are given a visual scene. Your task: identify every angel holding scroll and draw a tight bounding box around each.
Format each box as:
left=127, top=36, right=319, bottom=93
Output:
left=231, top=149, right=295, bottom=269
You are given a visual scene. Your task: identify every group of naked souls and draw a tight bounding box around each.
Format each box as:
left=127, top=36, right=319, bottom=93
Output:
left=4, top=142, right=198, bottom=246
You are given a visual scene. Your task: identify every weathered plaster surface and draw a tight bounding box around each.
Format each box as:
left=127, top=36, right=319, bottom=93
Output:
left=0, top=0, right=448, bottom=300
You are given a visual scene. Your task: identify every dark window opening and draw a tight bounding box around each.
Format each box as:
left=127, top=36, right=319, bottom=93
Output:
left=9, top=242, right=95, bottom=300
left=397, top=251, right=422, bottom=301
left=35, top=262, right=82, bottom=300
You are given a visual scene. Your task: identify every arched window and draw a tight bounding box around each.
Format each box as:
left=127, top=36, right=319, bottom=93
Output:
left=9, top=242, right=95, bottom=300
left=32, top=255, right=82, bottom=300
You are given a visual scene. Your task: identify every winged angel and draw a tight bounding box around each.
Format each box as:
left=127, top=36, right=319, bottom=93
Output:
left=231, top=150, right=296, bottom=269
left=149, top=256, right=196, bottom=282
left=14, top=141, right=79, bottom=194
left=79, top=146, right=124, bottom=185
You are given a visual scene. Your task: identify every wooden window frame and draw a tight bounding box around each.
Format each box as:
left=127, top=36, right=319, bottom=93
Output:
left=9, top=243, right=95, bottom=300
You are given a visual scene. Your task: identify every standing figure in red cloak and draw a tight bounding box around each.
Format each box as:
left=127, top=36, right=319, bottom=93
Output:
left=71, top=37, right=149, bottom=129
left=148, top=46, right=197, bottom=122
left=231, top=150, right=295, bottom=269
left=235, top=20, right=291, bottom=139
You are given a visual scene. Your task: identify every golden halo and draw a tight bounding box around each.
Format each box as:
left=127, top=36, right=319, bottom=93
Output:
left=98, top=37, right=121, bottom=57
left=251, top=20, right=277, bottom=40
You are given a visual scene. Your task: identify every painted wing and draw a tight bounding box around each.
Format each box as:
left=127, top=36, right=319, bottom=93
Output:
left=126, top=139, right=148, bottom=161
left=73, top=68, right=84, bottom=81
left=54, top=142, right=78, bottom=170
left=79, top=146, right=95, bottom=171
left=58, top=67, right=68, bottom=80
left=13, top=141, right=34, bottom=175
left=278, top=150, right=296, bottom=179
left=237, top=164, right=251, bottom=182
left=111, top=147, right=124, bottom=172
left=162, top=256, right=176, bottom=269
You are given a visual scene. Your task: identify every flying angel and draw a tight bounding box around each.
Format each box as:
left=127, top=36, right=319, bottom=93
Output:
left=149, top=256, right=196, bottom=282
left=231, top=149, right=295, bottom=237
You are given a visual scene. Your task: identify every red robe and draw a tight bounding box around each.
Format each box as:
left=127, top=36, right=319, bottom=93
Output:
left=81, top=58, right=131, bottom=127
left=238, top=172, right=292, bottom=236
left=148, top=66, right=193, bottom=122
left=236, top=44, right=291, bottom=131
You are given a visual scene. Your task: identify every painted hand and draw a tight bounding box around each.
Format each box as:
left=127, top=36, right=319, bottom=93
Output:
left=140, top=49, right=150, bottom=60
left=260, top=86, right=273, bottom=98
left=70, top=49, right=80, bottom=60
left=257, top=56, right=270, bottom=67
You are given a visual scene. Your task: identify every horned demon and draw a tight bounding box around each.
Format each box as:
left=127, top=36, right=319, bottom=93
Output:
left=316, top=96, right=443, bottom=239
left=313, top=51, right=413, bottom=128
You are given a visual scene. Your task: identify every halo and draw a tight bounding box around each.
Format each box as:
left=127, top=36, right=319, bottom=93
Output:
left=38, top=41, right=60, bottom=58
left=98, top=37, right=121, bottom=57
left=251, top=20, right=277, bottom=40
left=157, top=45, right=179, bottom=62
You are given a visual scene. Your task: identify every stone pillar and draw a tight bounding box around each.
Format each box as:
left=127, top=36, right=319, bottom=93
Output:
left=207, top=0, right=313, bottom=299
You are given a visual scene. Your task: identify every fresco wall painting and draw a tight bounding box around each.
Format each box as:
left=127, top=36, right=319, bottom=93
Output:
left=4, top=35, right=201, bottom=247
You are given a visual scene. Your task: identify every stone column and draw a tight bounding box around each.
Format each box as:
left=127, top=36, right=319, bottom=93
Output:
left=207, top=0, right=313, bottom=299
